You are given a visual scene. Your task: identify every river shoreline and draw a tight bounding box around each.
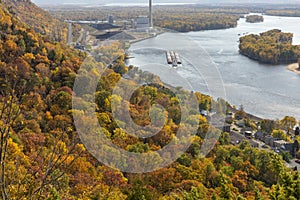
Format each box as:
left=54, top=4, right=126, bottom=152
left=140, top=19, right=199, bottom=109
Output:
left=129, top=29, right=165, bottom=45
left=128, top=15, right=300, bottom=120
left=287, top=63, right=300, bottom=75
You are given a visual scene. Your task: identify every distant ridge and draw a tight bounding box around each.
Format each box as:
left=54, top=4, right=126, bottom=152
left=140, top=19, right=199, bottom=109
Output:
left=32, top=0, right=300, bottom=6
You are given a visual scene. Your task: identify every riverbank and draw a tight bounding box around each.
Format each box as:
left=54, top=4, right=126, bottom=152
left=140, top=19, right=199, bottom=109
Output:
left=287, top=63, right=300, bottom=75
left=128, top=29, right=165, bottom=45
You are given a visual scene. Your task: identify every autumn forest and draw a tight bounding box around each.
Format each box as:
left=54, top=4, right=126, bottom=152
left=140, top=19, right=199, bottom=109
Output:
left=0, top=1, right=300, bottom=200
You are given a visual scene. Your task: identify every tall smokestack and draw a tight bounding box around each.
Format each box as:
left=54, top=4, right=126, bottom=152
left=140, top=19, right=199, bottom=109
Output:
left=149, top=0, right=153, bottom=27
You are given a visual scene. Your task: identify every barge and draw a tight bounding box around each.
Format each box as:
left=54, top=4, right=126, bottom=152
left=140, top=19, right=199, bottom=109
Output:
left=166, top=50, right=181, bottom=67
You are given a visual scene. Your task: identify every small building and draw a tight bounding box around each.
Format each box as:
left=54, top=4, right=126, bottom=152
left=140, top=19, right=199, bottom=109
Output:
left=264, top=136, right=280, bottom=147
left=235, top=120, right=245, bottom=128
left=250, top=139, right=260, bottom=148
left=244, top=131, right=254, bottom=139
left=280, top=143, right=294, bottom=153
left=229, top=131, right=246, bottom=145
left=209, top=114, right=231, bottom=133
left=274, top=140, right=289, bottom=149
left=211, top=121, right=231, bottom=133
left=229, top=131, right=260, bottom=148
left=255, top=131, right=265, bottom=141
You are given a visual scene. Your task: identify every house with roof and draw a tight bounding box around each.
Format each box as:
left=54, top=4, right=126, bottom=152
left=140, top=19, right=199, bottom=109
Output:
left=255, top=131, right=266, bottom=141
left=229, top=131, right=259, bottom=148
left=263, top=135, right=281, bottom=147
left=229, top=131, right=246, bottom=145
left=235, top=120, right=245, bottom=128
left=209, top=114, right=231, bottom=133
left=249, top=139, right=260, bottom=148
left=274, top=140, right=290, bottom=149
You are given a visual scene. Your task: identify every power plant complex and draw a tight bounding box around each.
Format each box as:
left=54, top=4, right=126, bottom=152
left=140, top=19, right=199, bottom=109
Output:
left=67, top=0, right=155, bottom=45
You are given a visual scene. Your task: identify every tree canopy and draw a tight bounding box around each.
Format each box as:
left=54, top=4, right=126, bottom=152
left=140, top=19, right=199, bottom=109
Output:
left=246, top=15, right=264, bottom=23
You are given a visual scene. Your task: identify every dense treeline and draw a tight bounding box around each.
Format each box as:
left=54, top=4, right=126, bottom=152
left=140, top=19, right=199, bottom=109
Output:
left=246, top=15, right=264, bottom=23
left=0, top=1, right=300, bottom=199
left=152, top=7, right=241, bottom=32
left=265, top=9, right=300, bottom=17
left=154, top=13, right=239, bottom=32
left=239, top=29, right=300, bottom=64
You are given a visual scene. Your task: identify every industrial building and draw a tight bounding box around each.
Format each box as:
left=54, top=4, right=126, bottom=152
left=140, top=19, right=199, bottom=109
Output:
left=108, top=15, right=114, bottom=24
left=136, top=16, right=150, bottom=28
left=135, top=0, right=153, bottom=29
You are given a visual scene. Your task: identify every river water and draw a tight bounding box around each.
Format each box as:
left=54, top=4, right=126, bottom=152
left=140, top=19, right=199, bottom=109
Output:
left=127, top=14, right=300, bottom=120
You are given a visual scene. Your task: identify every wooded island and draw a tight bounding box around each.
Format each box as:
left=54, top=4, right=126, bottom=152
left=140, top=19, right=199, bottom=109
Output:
left=245, top=15, right=264, bottom=23
left=239, top=29, right=300, bottom=64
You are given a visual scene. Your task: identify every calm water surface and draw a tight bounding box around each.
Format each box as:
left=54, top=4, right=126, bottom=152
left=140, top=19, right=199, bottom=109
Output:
left=128, top=15, right=300, bottom=119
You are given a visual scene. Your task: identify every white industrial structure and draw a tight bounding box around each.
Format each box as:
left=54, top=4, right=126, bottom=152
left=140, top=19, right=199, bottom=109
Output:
left=136, top=16, right=150, bottom=28
left=135, top=0, right=153, bottom=29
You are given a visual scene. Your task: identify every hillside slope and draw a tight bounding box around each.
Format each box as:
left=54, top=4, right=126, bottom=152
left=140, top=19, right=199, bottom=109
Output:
left=0, top=4, right=88, bottom=198
left=3, top=0, right=67, bottom=42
